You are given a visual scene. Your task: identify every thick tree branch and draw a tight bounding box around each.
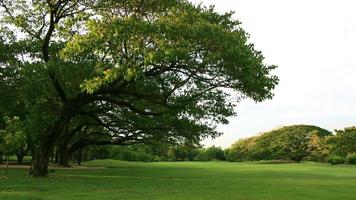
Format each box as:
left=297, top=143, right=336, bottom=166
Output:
left=49, top=71, right=68, bottom=102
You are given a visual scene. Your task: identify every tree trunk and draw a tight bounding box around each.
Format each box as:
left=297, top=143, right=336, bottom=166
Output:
left=58, top=145, right=70, bottom=167
left=16, top=154, right=24, bottom=164
left=67, top=140, right=87, bottom=164
left=29, top=108, right=73, bottom=177
left=77, top=148, right=82, bottom=165
left=30, top=144, right=51, bottom=177
left=16, top=149, right=25, bottom=164
left=84, top=148, right=88, bottom=161
left=51, top=148, right=55, bottom=163
left=57, top=122, right=85, bottom=167
left=55, top=150, right=59, bottom=163
left=5, top=154, right=8, bottom=175
left=0, top=152, right=3, bottom=164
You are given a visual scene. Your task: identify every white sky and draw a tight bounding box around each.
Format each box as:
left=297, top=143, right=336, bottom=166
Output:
left=188, top=0, right=356, bottom=148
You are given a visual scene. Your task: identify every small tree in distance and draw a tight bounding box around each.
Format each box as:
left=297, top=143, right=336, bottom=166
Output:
left=0, top=117, right=26, bottom=176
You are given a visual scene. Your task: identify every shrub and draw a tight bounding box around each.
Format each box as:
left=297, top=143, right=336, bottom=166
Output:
left=195, top=150, right=209, bottom=161
left=346, top=153, right=356, bottom=164
left=205, top=146, right=225, bottom=161
left=135, top=152, right=154, bottom=162
left=327, top=155, right=345, bottom=165
left=153, top=156, right=162, bottom=162
left=121, top=150, right=136, bottom=161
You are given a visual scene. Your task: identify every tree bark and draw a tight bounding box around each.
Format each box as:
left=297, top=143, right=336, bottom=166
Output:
left=30, top=143, right=52, bottom=177
left=30, top=109, right=73, bottom=177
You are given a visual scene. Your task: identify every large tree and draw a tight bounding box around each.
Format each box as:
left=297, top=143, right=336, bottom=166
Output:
left=328, top=127, right=356, bottom=157
left=235, top=125, right=332, bottom=162
left=0, top=0, right=278, bottom=176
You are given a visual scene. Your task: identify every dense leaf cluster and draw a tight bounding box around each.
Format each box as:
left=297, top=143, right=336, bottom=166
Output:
left=225, top=125, right=332, bottom=162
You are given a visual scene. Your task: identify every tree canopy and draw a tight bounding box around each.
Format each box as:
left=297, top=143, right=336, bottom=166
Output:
left=227, top=125, right=331, bottom=162
left=328, top=127, right=356, bottom=157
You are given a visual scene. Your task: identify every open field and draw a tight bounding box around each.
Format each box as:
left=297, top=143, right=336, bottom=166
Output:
left=0, top=160, right=356, bottom=200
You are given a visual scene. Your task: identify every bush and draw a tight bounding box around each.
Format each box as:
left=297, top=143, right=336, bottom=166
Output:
left=121, top=150, right=136, bottom=161
left=327, top=155, right=345, bottom=165
left=195, top=150, right=209, bottom=161
left=346, top=153, right=356, bottom=164
left=135, top=152, right=154, bottom=162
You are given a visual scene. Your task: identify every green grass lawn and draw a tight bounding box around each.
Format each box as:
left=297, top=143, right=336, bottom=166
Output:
left=0, top=160, right=356, bottom=200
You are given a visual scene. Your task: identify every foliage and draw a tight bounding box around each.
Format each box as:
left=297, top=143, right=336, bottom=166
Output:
left=0, top=0, right=278, bottom=176
left=225, top=137, right=257, bottom=161
left=327, top=155, right=345, bottom=165
left=85, top=143, right=221, bottom=162
left=195, top=146, right=225, bottom=161
left=0, top=116, right=26, bottom=174
left=166, top=143, right=201, bottom=161
left=108, top=145, right=155, bottom=162
left=0, top=116, right=26, bottom=155
left=307, top=132, right=330, bottom=162
left=346, top=153, right=356, bottom=165
left=328, top=127, right=356, bottom=157
left=228, top=125, right=331, bottom=162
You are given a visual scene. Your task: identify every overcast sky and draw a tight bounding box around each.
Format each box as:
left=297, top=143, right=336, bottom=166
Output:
left=189, top=0, right=356, bottom=148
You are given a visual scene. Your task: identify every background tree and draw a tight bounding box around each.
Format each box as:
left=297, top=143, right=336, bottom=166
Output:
left=328, top=127, right=356, bottom=157
left=0, top=117, right=26, bottom=175
left=225, top=136, right=257, bottom=161
left=228, top=125, right=331, bottom=162
left=196, top=146, right=225, bottom=161
left=307, top=131, right=330, bottom=162
left=258, top=125, right=331, bottom=162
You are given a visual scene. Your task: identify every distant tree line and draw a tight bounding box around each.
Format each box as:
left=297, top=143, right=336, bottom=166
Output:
left=77, top=144, right=226, bottom=162
left=224, top=125, right=356, bottom=165
left=2, top=123, right=356, bottom=165
left=0, top=139, right=226, bottom=164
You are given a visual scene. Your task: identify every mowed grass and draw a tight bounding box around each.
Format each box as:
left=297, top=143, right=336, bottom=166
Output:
left=1, top=160, right=356, bottom=200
